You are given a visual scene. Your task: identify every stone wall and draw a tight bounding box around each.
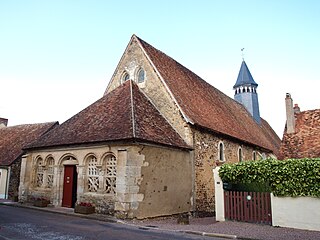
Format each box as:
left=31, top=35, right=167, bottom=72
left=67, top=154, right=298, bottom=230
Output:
left=193, top=128, right=268, bottom=215
left=8, top=158, right=21, bottom=201
left=20, top=143, right=192, bottom=219
left=135, top=145, right=192, bottom=219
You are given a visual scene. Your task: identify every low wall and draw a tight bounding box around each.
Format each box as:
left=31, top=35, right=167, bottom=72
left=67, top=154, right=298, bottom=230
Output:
left=271, top=194, right=320, bottom=231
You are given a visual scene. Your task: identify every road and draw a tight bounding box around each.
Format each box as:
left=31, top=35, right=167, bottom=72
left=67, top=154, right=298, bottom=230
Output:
left=0, top=205, right=222, bottom=240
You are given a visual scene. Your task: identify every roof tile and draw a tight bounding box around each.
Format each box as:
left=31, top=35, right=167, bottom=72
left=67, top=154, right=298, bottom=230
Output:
left=0, top=122, right=57, bottom=166
left=136, top=36, right=280, bottom=153
left=27, top=81, right=190, bottom=150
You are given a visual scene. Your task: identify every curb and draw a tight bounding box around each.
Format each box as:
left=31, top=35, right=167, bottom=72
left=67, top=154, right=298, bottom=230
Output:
left=0, top=201, right=117, bottom=223
left=183, top=230, right=237, bottom=239
left=1, top=202, right=238, bottom=239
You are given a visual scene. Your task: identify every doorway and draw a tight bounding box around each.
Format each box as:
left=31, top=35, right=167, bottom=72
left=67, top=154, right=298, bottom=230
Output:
left=62, top=165, right=77, bottom=208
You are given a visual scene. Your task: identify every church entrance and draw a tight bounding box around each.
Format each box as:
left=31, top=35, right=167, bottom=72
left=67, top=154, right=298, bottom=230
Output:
left=62, top=165, right=77, bottom=208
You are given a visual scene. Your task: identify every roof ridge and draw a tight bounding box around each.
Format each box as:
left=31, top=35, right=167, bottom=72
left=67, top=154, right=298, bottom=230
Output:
left=129, top=80, right=136, bottom=138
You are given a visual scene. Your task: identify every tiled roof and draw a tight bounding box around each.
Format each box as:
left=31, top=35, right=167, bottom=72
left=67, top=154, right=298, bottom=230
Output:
left=0, top=122, right=57, bottom=166
left=136, top=36, right=280, bottom=153
left=233, top=60, right=258, bottom=88
left=280, top=109, right=320, bottom=159
left=27, top=81, right=190, bottom=150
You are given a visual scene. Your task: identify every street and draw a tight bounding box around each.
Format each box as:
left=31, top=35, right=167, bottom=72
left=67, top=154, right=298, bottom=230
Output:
left=0, top=205, right=221, bottom=240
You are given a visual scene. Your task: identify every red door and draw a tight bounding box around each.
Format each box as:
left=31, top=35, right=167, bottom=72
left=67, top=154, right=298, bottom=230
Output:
left=62, top=165, right=77, bottom=207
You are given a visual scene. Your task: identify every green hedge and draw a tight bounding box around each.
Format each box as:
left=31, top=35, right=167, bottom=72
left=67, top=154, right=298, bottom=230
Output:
left=219, top=158, right=320, bottom=197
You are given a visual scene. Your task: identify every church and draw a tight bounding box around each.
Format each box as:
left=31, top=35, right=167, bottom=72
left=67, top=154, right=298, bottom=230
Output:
left=19, top=35, right=280, bottom=218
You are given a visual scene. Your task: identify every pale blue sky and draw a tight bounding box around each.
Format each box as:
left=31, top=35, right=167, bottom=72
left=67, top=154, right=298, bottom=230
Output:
left=1, top=0, right=319, bottom=137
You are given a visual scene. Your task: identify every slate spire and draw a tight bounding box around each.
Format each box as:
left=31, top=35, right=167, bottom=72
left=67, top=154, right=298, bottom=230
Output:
left=233, top=60, right=261, bottom=124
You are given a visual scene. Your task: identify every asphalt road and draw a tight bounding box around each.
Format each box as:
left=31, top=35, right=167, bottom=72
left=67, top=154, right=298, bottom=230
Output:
left=0, top=205, right=222, bottom=240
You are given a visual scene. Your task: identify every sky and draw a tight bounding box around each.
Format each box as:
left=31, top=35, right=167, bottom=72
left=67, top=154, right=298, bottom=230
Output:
left=1, top=0, right=319, bottom=138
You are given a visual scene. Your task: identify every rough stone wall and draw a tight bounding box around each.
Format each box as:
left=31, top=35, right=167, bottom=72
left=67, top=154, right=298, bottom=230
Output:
left=104, top=37, right=193, bottom=146
left=193, top=128, right=269, bottom=215
left=135, top=145, right=192, bottom=219
left=8, top=158, right=21, bottom=201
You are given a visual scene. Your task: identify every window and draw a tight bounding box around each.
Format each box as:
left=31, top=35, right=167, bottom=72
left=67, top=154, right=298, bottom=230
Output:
left=218, top=142, right=225, bottom=161
left=103, top=155, right=117, bottom=194
left=252, top=151, right=257, bottom=161
left=122, top=72, right=130, bottom=82
left=238, top=147, right=243, bottom=162
left=36, top=157, right=44, bottom=187
left=47, top=157, right=54, bottom=188
left=87, top=156, right=99, bottom=192
left=137, top=68, right=145, bottom=83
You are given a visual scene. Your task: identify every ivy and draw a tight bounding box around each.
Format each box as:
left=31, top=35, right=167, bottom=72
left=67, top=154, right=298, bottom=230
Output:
left=219, top=158, right=320, bottom=197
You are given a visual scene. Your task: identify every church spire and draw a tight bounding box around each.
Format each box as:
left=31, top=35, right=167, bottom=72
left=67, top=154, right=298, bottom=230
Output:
left=233, top=60, right=261, bottom=124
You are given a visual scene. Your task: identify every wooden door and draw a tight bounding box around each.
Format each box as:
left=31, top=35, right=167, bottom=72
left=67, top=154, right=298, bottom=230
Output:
left=62, top=165, right=77, bottom=208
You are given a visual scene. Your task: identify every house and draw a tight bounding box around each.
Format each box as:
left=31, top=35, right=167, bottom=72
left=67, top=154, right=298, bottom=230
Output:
left=0, top=120, right=57, bottom=200
left=279, top=93, right=320, bottom=159
left=19, top=35, right=280, bottom=218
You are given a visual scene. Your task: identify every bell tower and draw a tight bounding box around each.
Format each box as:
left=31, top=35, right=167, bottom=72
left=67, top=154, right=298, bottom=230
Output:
left=233, top=60, right=261, bottom=124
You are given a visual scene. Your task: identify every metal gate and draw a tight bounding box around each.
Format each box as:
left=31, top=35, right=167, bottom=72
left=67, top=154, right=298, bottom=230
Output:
left=224, top=191, right=272, bottom=225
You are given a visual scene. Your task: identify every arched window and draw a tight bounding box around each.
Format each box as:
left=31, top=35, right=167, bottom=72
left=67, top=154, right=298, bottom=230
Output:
left=252, top=151, right=257, bottom=161
left=122, top=72, right=130, bottom=82
left=103, top=154, right=117, bottom=194
left=137, top=68, right=145, bottom=83
left=218, top=142, right=225, bottom=161
left=36, top=157, right=44, bottom=187
left=47, top=157, right=54, bottom=188
left=238, top=147, right=243, bottom=162
left=87, top=156, right=99, bottom=192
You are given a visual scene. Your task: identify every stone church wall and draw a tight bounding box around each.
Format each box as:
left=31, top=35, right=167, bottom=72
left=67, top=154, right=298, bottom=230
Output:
left=193, top=128, right=267, bottom=216
left=134, top=145, right=192, bottom=219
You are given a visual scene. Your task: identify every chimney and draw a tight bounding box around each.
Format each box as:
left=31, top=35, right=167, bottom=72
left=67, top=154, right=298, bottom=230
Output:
left=285, top=93, right=295, bottom=134
left=293, top=104, right=301, bottom=114
left=0, top=118, right=8, bottom=128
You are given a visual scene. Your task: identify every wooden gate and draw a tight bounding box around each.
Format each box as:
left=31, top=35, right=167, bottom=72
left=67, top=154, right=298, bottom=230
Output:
left=224, top=191, right=272, bottom=225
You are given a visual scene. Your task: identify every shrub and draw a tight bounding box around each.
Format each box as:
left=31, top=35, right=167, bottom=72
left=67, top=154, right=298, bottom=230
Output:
left=219, top=158, right=320, bottom=197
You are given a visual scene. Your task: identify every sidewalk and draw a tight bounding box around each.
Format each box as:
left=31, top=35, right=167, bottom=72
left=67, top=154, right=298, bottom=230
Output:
left=1, top=199, right=319, bottom=240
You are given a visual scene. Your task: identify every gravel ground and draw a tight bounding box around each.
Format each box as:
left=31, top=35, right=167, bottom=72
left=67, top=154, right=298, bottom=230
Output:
left=124, top=216, right=320, bottom=240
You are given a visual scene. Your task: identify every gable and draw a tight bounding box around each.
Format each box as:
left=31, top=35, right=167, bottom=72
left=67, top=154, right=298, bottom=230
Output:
left=104, top=36, right=192, bottom=145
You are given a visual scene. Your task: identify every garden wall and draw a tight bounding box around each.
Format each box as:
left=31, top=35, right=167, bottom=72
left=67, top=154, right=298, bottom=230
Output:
left=271, top=194, right=320, bottom=231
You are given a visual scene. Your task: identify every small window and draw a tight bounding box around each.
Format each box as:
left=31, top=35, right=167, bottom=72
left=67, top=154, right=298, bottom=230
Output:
left=122, top=72, right=130, bottom=82
left=137, top=68, right=145, bottom=83
left=252, top=151, right=257, bottom=161
left=218, top=142, right=225, bottom=161
left=238, top=147, right=243, bottom=162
